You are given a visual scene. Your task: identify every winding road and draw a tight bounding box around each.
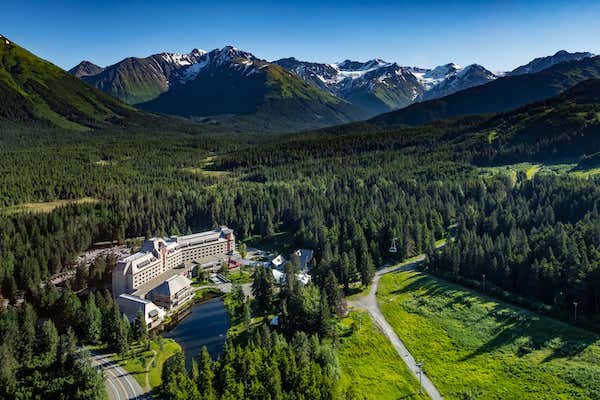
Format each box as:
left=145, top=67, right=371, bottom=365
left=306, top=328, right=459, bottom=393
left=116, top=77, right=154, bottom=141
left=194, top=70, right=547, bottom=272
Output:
left=91, top=352, right=150, bottom=400
left=349, top=255, right=444, bottom=400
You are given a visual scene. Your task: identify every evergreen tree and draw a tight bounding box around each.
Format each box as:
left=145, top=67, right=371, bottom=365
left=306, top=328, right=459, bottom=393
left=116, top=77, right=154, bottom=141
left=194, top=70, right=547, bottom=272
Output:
left=39, top=320, right=59, bottom=364
left=83, top=292, right=102, bottom=344
left=20, top=303, right=36, bottom=364
left=252, top=266, right=274, bottom=314
left=197, top=346, right=217, bottom=400
left=132, top=310, right=148, bottom=343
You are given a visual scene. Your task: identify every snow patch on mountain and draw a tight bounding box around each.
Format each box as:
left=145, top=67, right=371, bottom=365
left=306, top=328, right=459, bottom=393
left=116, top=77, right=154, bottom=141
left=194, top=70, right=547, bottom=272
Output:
left=177, top=46, right=263, bottom=84
left=160, top=49, right=206, bottom=67
left=409, top=63, right=462, bottom=90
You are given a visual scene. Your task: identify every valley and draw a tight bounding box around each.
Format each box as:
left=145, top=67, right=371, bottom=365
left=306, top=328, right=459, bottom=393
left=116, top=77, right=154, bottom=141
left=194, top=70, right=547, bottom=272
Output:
left=0, top=13, right=599, bottom=400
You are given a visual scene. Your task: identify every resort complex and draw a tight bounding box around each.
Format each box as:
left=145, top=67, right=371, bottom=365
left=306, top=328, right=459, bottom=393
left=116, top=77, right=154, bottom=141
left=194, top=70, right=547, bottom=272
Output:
left=112, top=226, right=235, bottom=297
left=112, top=227, right=235, bottom=329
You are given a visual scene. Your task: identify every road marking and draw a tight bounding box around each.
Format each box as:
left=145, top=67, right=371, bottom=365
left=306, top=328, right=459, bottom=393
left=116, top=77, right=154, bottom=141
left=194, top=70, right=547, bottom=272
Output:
left=94, top=353, right=141, bottom=400
left=93, top=354, right=129, bottom=400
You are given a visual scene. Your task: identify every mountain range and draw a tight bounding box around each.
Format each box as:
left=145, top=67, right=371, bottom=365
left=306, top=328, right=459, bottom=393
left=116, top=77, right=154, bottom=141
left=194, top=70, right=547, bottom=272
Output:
left=370, top=54, right=600, bottom=127
left=71, top=47, right=364, bottom=132
left=1, top=33, right=597, bottom=136
left=70, top=46, right=595, bottom=129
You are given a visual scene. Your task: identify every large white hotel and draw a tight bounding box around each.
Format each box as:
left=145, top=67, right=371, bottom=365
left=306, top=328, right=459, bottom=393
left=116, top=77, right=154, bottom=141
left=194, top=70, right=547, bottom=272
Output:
left=112, top=226, right=235, bottom=297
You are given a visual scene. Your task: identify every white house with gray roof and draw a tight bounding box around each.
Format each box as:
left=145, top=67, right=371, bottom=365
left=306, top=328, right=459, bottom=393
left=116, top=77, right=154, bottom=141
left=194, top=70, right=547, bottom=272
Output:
left=148, top=275, right=194, bottom=312
left=117, top=294, right=165, bottom=330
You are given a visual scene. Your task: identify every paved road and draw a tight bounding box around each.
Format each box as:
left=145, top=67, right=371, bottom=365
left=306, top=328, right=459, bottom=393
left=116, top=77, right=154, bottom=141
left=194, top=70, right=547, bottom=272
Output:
left=349, top=255, right=444, bottom=400
left=91, top=352, right=150, bottom=400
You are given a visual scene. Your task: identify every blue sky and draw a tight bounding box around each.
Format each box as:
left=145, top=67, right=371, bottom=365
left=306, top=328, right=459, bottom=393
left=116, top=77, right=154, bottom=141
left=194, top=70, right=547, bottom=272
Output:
left=4, top=0, right=600, bottom=71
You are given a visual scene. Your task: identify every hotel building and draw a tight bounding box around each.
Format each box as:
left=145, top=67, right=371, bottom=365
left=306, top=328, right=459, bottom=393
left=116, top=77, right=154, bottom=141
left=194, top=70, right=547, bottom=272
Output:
left=112, top=226, right=234, bottom=297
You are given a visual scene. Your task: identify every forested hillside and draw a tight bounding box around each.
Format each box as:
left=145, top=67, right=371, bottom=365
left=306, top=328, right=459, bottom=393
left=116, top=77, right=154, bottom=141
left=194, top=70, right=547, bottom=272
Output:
left=0, top=42, right=599, bottom=398
left=1, top=76, right=599, bottom=326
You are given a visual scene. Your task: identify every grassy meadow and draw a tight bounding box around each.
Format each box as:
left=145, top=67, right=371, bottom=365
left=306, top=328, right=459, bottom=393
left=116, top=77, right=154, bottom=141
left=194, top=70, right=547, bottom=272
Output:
left=337, top=311, right=427, bottom=400
left=377, top=270, right=600, bottom=399
left=0, top=197, right=99, bottom=215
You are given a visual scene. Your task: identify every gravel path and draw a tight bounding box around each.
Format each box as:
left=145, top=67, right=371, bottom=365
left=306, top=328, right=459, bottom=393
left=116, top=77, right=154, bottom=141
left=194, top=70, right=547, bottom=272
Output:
left=349, top=256, right=444, bottom=400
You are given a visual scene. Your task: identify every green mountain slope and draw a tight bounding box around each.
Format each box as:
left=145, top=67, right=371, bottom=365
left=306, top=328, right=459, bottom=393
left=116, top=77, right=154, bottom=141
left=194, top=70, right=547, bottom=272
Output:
left=221, top=78, right=600, bottom=170
left=82, top=57, right=170, bottom=104
left=139, top=48, right=365, bottom=132
left=462, top=78, right=600, bottom=164
left=79, top=51, right=205, bottom=104
left=371, top=56, right=600, bottom=127
left=0, top=35, right=134, bottom=130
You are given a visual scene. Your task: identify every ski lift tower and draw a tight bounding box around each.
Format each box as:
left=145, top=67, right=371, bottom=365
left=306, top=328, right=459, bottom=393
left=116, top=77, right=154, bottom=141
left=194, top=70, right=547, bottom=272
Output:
left=389, top=237, right=399, bottom=254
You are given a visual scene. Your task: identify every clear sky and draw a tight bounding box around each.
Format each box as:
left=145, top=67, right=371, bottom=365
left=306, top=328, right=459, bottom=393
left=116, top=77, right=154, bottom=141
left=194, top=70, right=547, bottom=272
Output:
left=4, top=0, right=600, bottom=72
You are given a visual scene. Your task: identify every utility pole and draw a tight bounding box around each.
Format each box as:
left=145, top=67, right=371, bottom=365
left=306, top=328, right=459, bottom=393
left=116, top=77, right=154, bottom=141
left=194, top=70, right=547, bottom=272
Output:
left=573, top=301, right=578, bottom=323
left=416, top=361, right=424, bottom=395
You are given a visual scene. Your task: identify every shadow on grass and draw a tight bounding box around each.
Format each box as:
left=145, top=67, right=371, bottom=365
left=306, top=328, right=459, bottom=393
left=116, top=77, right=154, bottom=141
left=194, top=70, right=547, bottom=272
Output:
left=385, top=271, right=599, bottom=363
left=345, top=286, right=366, bottom=296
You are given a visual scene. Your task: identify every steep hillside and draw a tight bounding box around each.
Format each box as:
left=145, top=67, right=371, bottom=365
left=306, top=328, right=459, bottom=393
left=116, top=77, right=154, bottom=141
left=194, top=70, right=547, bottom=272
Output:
left=78, top=49, right=205, bottom=104
left=464, top=78, right=600, bottom=163
left=0, top=35, right=134, bottom=130
left=370, top=56, right=600, bottom=127
left=140, top=47, right=364, bottom=132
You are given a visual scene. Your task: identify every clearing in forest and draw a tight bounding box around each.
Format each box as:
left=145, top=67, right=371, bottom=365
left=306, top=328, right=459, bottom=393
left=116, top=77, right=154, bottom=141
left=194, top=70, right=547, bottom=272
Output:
left=378, top=270, right=600, bottom=400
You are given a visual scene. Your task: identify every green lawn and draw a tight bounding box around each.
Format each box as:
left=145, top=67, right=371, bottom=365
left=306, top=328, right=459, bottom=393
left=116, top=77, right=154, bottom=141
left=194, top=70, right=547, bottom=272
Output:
left=377, top=270, right=600, bottom=400
left=110, top=338, right=181, bottom=389
left=229, top=266, right=255, bottom=284
left=338, top=311, right=427, bottom=400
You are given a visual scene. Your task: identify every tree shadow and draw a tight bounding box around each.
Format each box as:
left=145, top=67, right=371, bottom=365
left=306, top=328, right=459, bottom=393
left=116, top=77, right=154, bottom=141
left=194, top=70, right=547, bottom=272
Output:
left=460, top=301, right=599, bottom=362
left=383, top=271, right=599, bottom=363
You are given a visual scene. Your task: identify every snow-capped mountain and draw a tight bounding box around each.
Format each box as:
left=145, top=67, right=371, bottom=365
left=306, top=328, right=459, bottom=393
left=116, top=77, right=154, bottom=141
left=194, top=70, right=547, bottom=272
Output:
left=510, top=50, right=594, bottom=76
left=274, top=57, right=424, bottom=115
left=79, top=46, right=365, bottom=132
left=73, top=49, right=207, bottom=104
left=274, top=57, right=500, bottom=115
left=418, top=64, right=497, bottom=101
left=409, top=63, right=462, bottom=90
left=177, top=46, right=264, bottom=84
left=159, top=48, right=207, bottom=68
left=274, top=57, right=339, bottom=91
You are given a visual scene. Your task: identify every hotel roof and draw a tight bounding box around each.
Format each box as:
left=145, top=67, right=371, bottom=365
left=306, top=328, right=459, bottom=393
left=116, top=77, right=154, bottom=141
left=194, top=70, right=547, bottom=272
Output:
left=149, top=274, right=192, bottom=298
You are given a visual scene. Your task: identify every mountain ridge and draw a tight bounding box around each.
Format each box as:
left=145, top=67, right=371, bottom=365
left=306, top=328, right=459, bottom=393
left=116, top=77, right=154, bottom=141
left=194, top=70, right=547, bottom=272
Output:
left=369, top=55, right=600, bottom=127
left=509, top=50, right=594, bottom=76
left=0, top=35, right=134, bottom=130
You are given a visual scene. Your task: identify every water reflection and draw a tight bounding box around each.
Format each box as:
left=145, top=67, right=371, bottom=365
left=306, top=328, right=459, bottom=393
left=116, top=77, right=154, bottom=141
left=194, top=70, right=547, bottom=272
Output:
left=163, top=298, right=230, bottom=367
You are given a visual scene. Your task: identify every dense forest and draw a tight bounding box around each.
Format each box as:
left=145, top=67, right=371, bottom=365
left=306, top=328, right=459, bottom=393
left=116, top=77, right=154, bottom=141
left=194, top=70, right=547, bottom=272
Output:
left=1, top=87, right=599, bottom=323
left=0, top=288, right=131, bottom=399
left=0, top=76, right=599, bottom=399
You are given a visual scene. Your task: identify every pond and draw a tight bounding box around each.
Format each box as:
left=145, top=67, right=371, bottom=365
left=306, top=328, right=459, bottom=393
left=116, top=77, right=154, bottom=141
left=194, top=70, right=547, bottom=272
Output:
left=162, top=298, right=230, bottom=367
